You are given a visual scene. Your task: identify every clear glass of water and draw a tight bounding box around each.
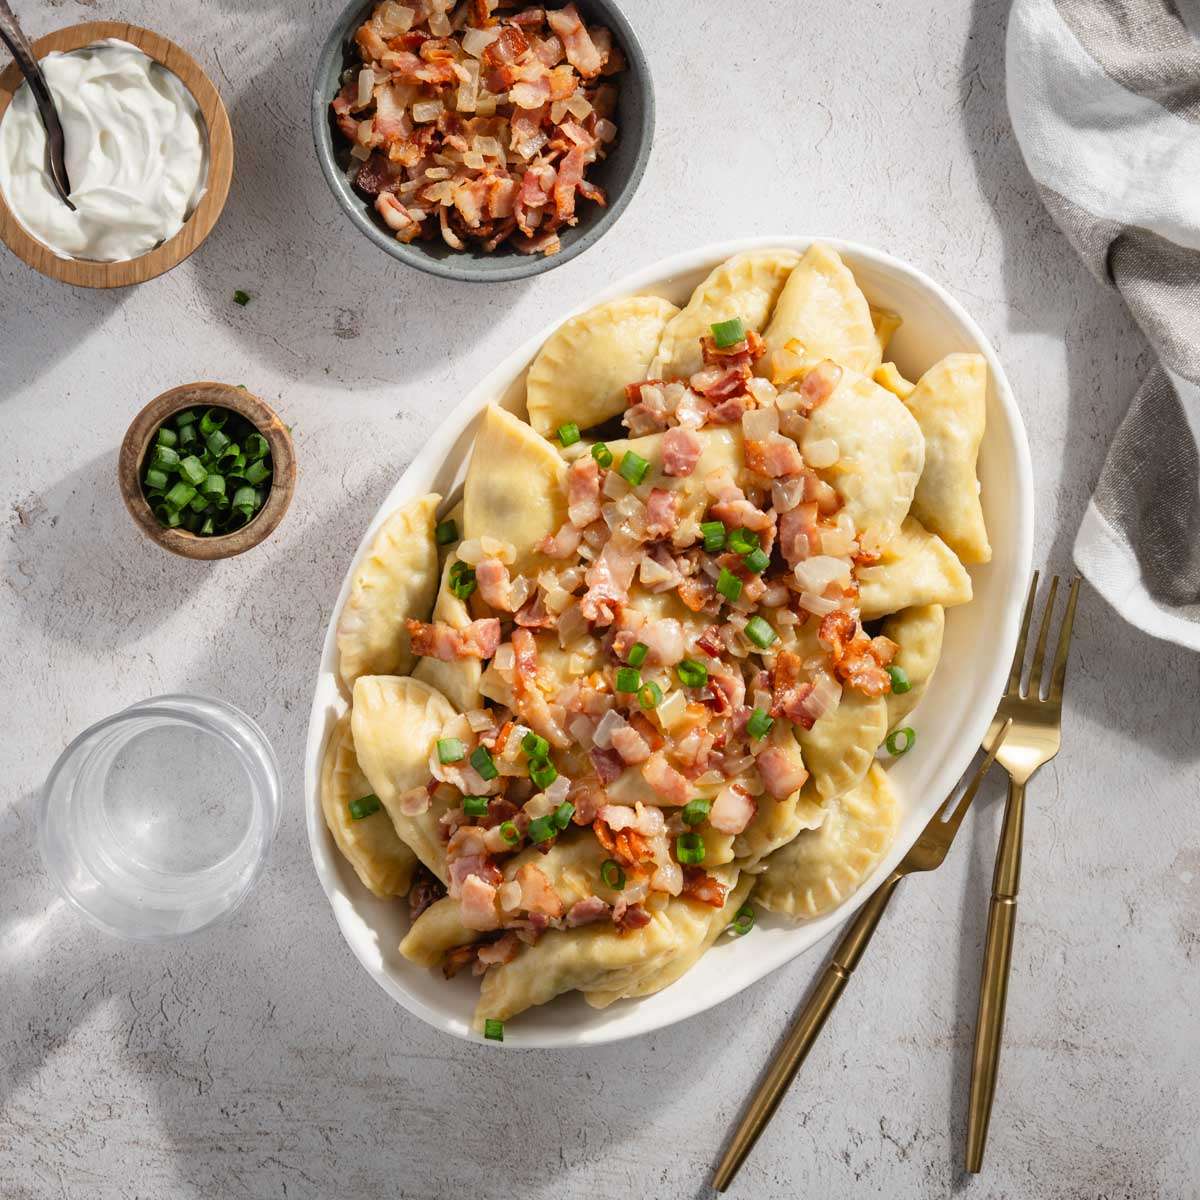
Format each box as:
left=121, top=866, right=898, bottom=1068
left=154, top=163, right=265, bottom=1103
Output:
left=39, top=694, right=281, bottom=941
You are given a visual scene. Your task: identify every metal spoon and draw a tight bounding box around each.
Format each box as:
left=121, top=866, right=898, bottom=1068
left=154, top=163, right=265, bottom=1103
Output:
left=0, top=0, right=74, bottom=208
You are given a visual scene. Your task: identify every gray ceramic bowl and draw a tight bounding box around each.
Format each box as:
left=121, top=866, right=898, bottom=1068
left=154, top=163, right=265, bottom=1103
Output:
left=311, top=0, right=653, bottom=282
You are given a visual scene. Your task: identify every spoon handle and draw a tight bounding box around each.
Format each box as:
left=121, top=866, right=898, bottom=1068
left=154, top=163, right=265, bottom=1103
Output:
left=0, top=0, right=75, bottom=207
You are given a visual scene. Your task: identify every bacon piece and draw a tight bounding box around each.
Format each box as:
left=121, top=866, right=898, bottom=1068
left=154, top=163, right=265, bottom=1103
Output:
left=636, top=616, right=685, bottom=666
left=482, top=23, right=530, bottom=71
left=756, top=745, right=809, bottom=800
left=406, top=617, right=501, bottom=661
left=476, top=932, right=520, bottom=967
left=408, top=865, right=447, bottom=922
left=692, top=366, right=749, bottom=402
left=511, top=627, right=571, bottom=747
left=475, top=556, right=515, bottom=611
left=442, top=943, right=480, bottom=978
left=592, top=816, right=651, bottom=866
left=770, top=649, right=819, bottom=729
left=514, top=590, right=554, bottom=629
left=681, top=867, right=729, bottom=908
left=514, top=863, right=565, bottom=918
left=511, top=75, right=552, bottom=110
left=641, top=752, right=690, bottom=806
left=798, top=360, right=843, bottom=412
left=644, top=489, right=678, bottom=538
left=661, top=426, right=703, bottom=477
left=568, top=455, right=602, bottom=528
left=707, top=471, right=775, bottom=536
left=819, top=611, right=897, bottom=698
left=615, top=902, right=651, bottom=930
left=459, top=873, right=501, bottom=931
left=537, top=520, right=583, bottom=559
left=696, top=625, right=724, bottom=658
left=745, top=434, right=806, bottom=478
left=610, top=723, right=651, bottom=765
left=547, top=3, right=604, bottom=77
left=700, top=329, right=766, bottom=370
left=553, top=145, right=587, bottom=223
left=778, top=502, right=820, bottom=567
left=353, top=153, right=392, bottom=196
left=565, top=896, right=612, bottom=926
left=588, top=745, right=624, bottom=784
left=708, top=668, right=746, bottom=715
left=677, top=573, right=716, bottom=613
left=709, top=783, right=757, bottom=835
left=580, top=533, right=639, bottom=624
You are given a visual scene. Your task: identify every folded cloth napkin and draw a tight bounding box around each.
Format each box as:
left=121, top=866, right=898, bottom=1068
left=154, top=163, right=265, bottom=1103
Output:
left=1007, top=0, right=1200, bottom=651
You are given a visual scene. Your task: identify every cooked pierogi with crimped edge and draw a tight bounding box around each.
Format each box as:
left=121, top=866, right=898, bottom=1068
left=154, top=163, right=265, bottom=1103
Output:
left=336, top=493, right=440, bottom=690
left=754, top=764, right=900, bottom=919
left=905, top=352, right=992, bottom=564
left=650, top=249, right=800, bottom=380
left=526, top=296, right=680, bottom=438
left=324, top=246, right=992, bottom=1037
left=760, top=242, right=881, bottom=377
left=320, top=716, right=416, bottom=899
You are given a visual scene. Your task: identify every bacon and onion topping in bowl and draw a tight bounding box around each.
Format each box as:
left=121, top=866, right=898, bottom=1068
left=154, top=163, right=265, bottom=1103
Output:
left=331, top=0, right=622, bottom=256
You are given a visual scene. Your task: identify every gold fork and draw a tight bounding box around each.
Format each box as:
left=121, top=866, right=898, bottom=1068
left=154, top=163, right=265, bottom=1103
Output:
left=966, top=573, right=1080, bottom=1173
left=711, top=720, right=1013, bottom=1192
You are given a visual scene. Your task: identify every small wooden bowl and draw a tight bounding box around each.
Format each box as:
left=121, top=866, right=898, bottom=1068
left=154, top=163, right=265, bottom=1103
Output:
left=119, top=383, right=296, bottom=561
left=0, top=22, right=233, bottom=287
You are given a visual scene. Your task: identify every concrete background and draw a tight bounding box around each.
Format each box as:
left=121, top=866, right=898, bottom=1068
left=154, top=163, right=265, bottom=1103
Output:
left=2, top=1, right=1197, bottom=1197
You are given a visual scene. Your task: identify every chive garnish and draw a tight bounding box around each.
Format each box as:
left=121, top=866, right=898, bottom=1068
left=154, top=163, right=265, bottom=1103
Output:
left=436, top=738, right=466, bottom=764
left=676, top=832, right=705, bottom=865
left=617, top=450, right=650, bottom=486
left=886, top=727, right=916, bottom=756
left=681, top=798, right=711, bottom=826
left=638, top=680, right=663, bottom=710
left=676, top=659, right=708, bottom=689
left=743, top=547, right=770, bottom=574
left=626, top=642, right=648, bottom=668
left=887, top=666, right=911, bottom=694
left=529, top=757, right=558, bottom=791
left=600, top=859, right=625, bottom=890
left=462, top=795, right=489, bottom=818
left=435, top=519, right=458, bottom=545
left=557, top=422, right=581, bottom=446
left=716, top=567, right=742, bottom=603
left=470, top=744, right=498, bottom=780
left=527, top=815, right=557, bottom=844
left=521, top=731, right=550, bottom=760
left=746, top=708, right=774, bottom=739
left=710, top=317, right=746, bottom=349
left=700, top=520, right=726, bottom=552
left=615, top=667, right=642, bottom=693
left=348, top=794, right=381, bottom=820
left=591, top=442, right=613, bottom=468
left=483, top=1018, right=504, bottom=1042
left=728, top=903, right=755, bottom=937
left=744, top=616, right=777, bottom=650
left=233, top=289, right=251, bottom=306
left=728, top=527, right=759, bottom=555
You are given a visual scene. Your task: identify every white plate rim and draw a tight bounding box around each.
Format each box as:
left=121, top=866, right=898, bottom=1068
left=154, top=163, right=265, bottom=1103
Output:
left=303, top=234, right=1035, bottom=1049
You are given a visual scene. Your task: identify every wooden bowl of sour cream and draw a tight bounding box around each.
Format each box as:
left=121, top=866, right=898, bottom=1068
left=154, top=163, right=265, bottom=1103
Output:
left=0, top=22, right=232, bottom=287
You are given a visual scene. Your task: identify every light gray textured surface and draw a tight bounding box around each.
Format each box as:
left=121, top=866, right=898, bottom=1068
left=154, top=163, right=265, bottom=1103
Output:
left=2, top=2, right=1197, bottom=1197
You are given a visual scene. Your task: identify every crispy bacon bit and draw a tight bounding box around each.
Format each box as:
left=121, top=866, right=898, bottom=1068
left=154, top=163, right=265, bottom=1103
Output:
left=707, top=469, right=775, bottom=534
left=770, top=649, right=819, bottom=729
left=459, top=873, right=501, bottom=930
left=681, top=867, right=729, bottom=908
left=475, top=932, right=520, bottom=967
left=701, top=328, right=766, bottom=368
left=756, top=745, right=809, bottom=800
left=709, top=783, right=757, bottom=834
left=566, top=896, right=612, bottom=926
left=580, top=532, right=639, bottom=624
left=407, top=617, right=501, bottom=660
left=514, top=589, right=554, bottom=629
left=610, top=723, right=652, bottom=764
left=662, top=426, right=703, bottom=477
left=538, top=520, right=583, bottom=559
left=568, top=455, right=602, bottom=528
left=692, top=366, right=750, bottom=402
left=514, top=863, right=565, bottom=918
left=644, top=488, right=678, bottom=538
left=615, top=902, right=651, bottom=930
left=745, top=434, right=806, bottom=478
left=641, top=751, right=691, bottom=806
left=677, top=572, right=716, bottom=613
left=511, top=627, right=571, bottom=747
left=442, top=943, right=481, bottom=978
left=408, top=865, right=447, bottom=922
left=819, top=611, right=897, bottom=697
left=778, top=502, right=819, bottom=567
left=588, top=745, right=624, bottom=784
left=476, top=556, right=515, bottom=611
left=797, top=360, right=843, bottom=413
left=547, top=3, right=604, bottom=77
left=593, top=816, right=651, bottom=866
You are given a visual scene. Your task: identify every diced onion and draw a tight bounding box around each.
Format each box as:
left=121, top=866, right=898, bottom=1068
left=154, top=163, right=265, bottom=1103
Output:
left=479, top=536, right=516, bottom=564
left=498, top=880, right=522, bottom=911
left=412, top=98, right=444, bottom=123
left=357, top=68, right=375, bottom=107
left=424, top=166, right=451, bottom=181
left=550, top=99, right=569, bottom=124
left=818, top=524, right=856, bottom=558
left=594, top=117, right=617, bottom=143
left=466, top=709, right=494, bottom=733
left=742, top=406, right=780, bottom=441
left=566, top=92, right=594, bottom=120
left=556, top=602, right=589, bottom=649
left=378, top=2, right=415, bottom=34
left=462, top=25, right=501, bottom=56
left=428, top=10, right=451, bottom=36
left=804, top=437, right=840, bottom=469
left=568, top=714, right=595, bottom=748
left=602, top=470, right=630, bottom=500
left=463, top=150, right=486, bottom=169
left=593, top=709, right=630, bottom=750
left=493, top=643, right=515, bottom=673
left=771, top=476, right=807, bottom=513
left=656, top=689, right=688, bottom=731
left=793, top=555, right=852, bottom=594
left=796, top=591, right=841, bottom=617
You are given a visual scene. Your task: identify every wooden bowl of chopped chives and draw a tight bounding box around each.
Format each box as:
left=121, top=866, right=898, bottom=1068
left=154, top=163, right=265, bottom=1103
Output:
left=118, top=382, right=296, bottom=560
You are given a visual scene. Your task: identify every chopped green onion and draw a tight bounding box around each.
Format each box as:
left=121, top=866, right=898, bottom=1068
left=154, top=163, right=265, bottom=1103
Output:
left=499, top=820, right=520, bottom=845
left=618, top=450, right=650, bottom=487
left=462, top=795, right=489, bottom=818
left=552, top=801, right=575, bottom=830
left=436, top=737, right=466, bottom=764
left=244, top=459, right=271, bottom=486
left=470, top=744, right=498, bottom=780
left=591, top=442, right=613, bottom=468
left=745, top=615, right=778, bottom=649
left=626, top=642, right=648, bottom=668
left=681, top=798, right=711, bottom=827
left=728, top=903, right=755, bottom=937
left=676, top=659, right=708, bottom=689
left=529, top=758, right=558, bottom=791
left=887, top=665, right=911, bottom=694
left=151, top=444, right=180, bottom=471
left=600, top=858, right=626, bottom=890
left=483, top=1018, right=504, bottom=1042
left=886, top=727, right=916, bottom=756
left=527, top=815, right=557, bottom=844
left=174, top=409, right=197, bottom=427
left=178, top=455, right=207, bottom=486
left=728, top=527, right=760, bottom=555
left=435, top=519, right=458, bottom=545
left=521, top=731, right=550, bottom=760
left=206, top=429, right=231, bottom=458
left=716, top=567, right=743, bottom=603
left=676, top=832, right=705, bottom=865
left=155, top=426, right=178, bottom=448
left=710, top=317, right=746, bottom=348
left=449, top=560, right=477, bottom=601
left=200, top=473, right=226, bottom=498
left=557, top=422, right=580, bottom=446
left=199, top=408, right=227, bottom=436
left=144, top=467, right=169, bottom=490
left=747, top=708, right=774, bottom=739
left=743, top=547, right=770, bottom=574
left=177, top=422, right=199, bottom=448
left=348, top=793, right=381, bottom=820
left=701, top=520, right=727, bottom=553
left=198, top=516, right=215, bottom=535
left=216, top=440, right=241, bottom=465
left=188, top=492, right=209, bottom=513
left=155, top=504, right=182, bottom=528
left=615, top=666, right=642, bottom=693
left=233, top=289, right=250, bottom=306
left=638, top=680, right=663, bottom=711
left=230, top=485, right=258, bottom=518
left=244, top=432, right=269, bottom=460
left=163, top=481, right=197, bottom=511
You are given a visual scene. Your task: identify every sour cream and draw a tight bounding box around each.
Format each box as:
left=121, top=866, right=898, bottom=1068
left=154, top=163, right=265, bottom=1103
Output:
left=0, top=39, right=207, bottom=262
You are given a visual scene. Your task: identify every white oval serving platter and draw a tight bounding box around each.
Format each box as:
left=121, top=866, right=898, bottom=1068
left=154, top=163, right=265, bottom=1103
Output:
left=304, top=236, right=1034, bottom=1049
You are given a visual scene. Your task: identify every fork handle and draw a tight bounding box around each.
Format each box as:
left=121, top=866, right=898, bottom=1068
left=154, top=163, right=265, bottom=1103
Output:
left=712, top=870, right=903, bottom=1192
left=966, top=776, right=1025, bottom=1173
